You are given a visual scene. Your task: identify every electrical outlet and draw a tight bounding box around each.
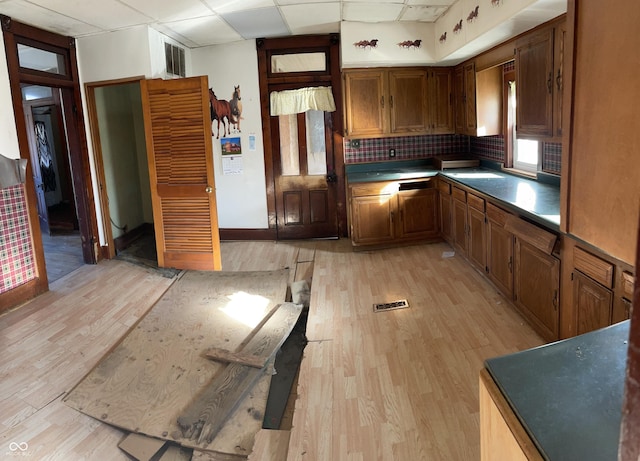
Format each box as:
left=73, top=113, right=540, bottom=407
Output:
left=389, top=148, right=396, bottom=158
left=350, top=139, right=361, bottom=148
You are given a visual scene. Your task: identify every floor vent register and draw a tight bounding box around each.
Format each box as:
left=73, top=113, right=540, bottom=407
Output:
left=373, top=299, right=409, bottom=313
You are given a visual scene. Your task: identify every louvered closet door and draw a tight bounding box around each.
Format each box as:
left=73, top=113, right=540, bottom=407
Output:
left=141, top=76, right=221, bottom=270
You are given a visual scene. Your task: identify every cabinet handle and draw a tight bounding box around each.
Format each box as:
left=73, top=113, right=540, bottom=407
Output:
left=390, top=210, right=394, bottom=222
left=552, top=289, right=558, bottom=310
left=508, top=256, right=513, bottom=273
left=381, top=96, right=384, bottom=108
left=547, top=72, right=553, bottom=94
left=390, top=95, right=394, bottom=108
left=556, top=69, right=562, bottom=91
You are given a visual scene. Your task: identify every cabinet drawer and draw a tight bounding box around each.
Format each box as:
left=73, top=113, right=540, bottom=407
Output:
left=438, top=179, right=451, bottom=195
left=574, top=247, right=614, bottom=289
left=452, top=186, right=466, bottom=202
left=467, top=193, right=485, bottom=212
left=486, top=202, right=510, bottom=226
left=622, top=271, right=635, bottom=301
left=350, top=182, right=392, bottom=197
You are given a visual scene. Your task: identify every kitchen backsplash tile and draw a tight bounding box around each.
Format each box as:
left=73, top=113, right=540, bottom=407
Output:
left=470, top=135, right=505, bottom=162
left=542, top=142, right=562, bottom=175
left=344, top=134, right=469, bottom=163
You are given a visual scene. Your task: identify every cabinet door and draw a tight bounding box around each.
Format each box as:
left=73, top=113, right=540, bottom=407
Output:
left=516, top=28, right=554, bottom=137
left=553, top=21, right=567, bottom=138
left=453, top=198, right=468, bottom=255
left=440, top=192, right=453, bottom=244
left=388, top=69, right=429, bottom=134
left=468, top=207, right=487, bottom=272
left=343, top=70, right=387, bottom=137
left=464, top=62, right=477, bottom=135
left=430, top=68, right=454, bottom=134
left=350, top=195, right=395, bottom=245
left=487, top=220, right=514, bottom=297
left=454, top=65, right=466, bottom=134
left=397, top=188, right=438, bottom=239
left=514, top=238, right=560, bottom=341
left=573, top=271, right=613, bottom=335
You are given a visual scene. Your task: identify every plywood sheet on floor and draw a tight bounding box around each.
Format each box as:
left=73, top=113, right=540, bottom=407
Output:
left=64, top=270, right=289, bottom=455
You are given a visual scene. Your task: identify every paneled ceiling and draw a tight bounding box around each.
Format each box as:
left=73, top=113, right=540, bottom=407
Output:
left=0, top=0, right=458, bottom=47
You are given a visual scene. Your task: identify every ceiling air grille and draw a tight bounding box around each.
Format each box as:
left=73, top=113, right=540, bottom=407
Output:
left=165, top=43, right=185, bottom=78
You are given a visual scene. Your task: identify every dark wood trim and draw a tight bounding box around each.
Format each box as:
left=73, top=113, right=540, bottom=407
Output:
left=0, top=278, right=42, bottom=313
left=219, top=228, right=277, bottom=241
left=113, top=222, right=153, bottom=252
left=1, top=15, right=98, bottom=309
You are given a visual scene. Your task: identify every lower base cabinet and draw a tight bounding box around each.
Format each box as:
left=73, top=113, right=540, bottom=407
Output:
left=514, top=238, right=560, bottom=341
left=349, top=178, right=439, bottom=247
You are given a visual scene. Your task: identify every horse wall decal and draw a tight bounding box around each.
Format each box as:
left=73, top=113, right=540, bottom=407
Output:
left=209, top=88, right=232, bottom=139
left=230, top=85, right=243, bottom=133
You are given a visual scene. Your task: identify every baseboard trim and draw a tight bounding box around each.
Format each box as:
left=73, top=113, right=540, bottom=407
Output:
left=219, top=228, right=276, bottom=241
left=114, top=223, right=153, bottom=252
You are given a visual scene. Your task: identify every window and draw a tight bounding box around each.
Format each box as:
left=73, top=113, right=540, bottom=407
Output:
left=507, top=79, right=539, bottom=174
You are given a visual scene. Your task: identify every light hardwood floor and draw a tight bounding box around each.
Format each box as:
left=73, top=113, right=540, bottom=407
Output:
left=0, top=240, right=543, bottom=460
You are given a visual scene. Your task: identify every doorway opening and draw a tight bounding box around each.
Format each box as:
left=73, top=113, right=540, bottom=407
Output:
left=22, top=84, right=83, bottom=282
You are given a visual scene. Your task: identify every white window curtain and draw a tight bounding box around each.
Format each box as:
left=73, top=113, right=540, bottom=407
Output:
left=270, top=86, right=336, bottom=116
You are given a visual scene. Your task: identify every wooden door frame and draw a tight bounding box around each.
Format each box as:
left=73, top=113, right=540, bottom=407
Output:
left=256, top=34, right=347, bottom=239
left=85, top=76, right=145, bottom=259
left=1, top=15, right=98, bottom=306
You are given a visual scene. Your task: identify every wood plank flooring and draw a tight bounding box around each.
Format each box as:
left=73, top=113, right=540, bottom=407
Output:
left=0, top=240, right=543, bottom=460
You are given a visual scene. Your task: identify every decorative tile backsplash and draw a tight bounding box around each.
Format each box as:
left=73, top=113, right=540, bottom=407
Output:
left=1, top=184, right=36, bottom=294
left=344, top=134, right=469, bottom=163
left=542, top=142, right=562, bottom=175
left=470, top=135, right=506, bottom=162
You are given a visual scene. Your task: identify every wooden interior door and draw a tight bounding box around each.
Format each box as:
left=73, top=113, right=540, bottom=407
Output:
left=141, top=76, right=221, bottom=270
left=23, top=103, right=50, bottom=235
left=271, top=110, right=338, bottom=239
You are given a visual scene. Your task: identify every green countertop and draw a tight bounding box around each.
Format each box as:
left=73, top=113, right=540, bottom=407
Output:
left=345, top=160, right=561, bottom=231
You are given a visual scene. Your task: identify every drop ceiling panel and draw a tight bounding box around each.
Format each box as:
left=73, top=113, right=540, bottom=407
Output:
left=120, top=0, right=214, bottom=22
left=406, top=0, right=455, bottom=4
left=281, top=3, right=341, bottom=35
left=203, top=0, right=276, bottom=15
left=163, top=15, right=242, bottom=46
left=400, top=5, right=449, bottom=21
left=221, top=7, right=290, bottom=39
left=343, top=3, right=405, bottom=22
left=26, top=0, right=153, bottom=30
left=0, top=0, right=102, bottom=36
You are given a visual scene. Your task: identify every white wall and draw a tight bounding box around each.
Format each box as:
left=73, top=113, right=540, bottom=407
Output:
left=191, top=40, right=269, bottom=229
left=0, top=34, right=20, bottom=160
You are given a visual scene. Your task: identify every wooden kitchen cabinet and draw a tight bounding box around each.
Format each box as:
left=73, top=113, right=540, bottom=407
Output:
left=349, top=178, right=439, bottom=247
left=438, top=178, right=453, bottom=244
left=516, top=18, right=565, bottom=139
left=343, top=67, right=453, bottom=138
left=452, top=187, right=468, bottom=255
left=487, top=204, right=514, bottom=298
left=514, top=238, right=560, bottom=341
left=573, top=270, right=613, bottom=335
left=467, top=194, right=487, bottom=273
left=454, top=61, right=502, bottom=137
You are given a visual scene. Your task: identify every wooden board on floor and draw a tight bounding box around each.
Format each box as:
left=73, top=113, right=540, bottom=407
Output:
left=247, top=430, right=291, bottom=461
left=118, top=432, right=166, bottom=460
left=204, top=303, right=303, bottom=369
left=63, top=270, right=288, bottom=455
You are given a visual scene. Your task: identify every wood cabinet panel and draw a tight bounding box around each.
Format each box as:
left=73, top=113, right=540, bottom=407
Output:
left=573, top=271, right=613, bottom=335
left=553, top=21, right=567, bottom=138
left=351, top=194, right=395, bottom=245
left=488, top=219, right=514, bottom=297
left=389, top=69, right=429, bottom=134
left=516, top=27, right=554, bottom=137
left=343, top=70, right=386, bottom=137
left=429, top=68, right=454, bottom=134
left=468, top=206, right=487, bottom=272
left=514, top=238, right=560, bottom=341
left=398, top=188, right=439, bottom=239
left=453, top=197, right=468, bottom=255
left=440, top=192, right=453, bottom=244
left=573, top=247, right=614, bottom=289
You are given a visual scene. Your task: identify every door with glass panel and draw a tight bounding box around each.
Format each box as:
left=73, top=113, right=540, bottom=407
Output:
left=271, top=109, right=338, bottom=239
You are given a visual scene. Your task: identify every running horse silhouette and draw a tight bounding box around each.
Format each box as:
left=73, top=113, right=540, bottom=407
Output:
left=230, top=85, right=243, bottom=133
left=208, top=88, right=232, bottom=139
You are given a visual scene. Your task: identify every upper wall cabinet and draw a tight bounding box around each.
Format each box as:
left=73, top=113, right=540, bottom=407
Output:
left=454, top=61, right=502, bottom=137
left=343, top=67, right=453, bottom=138
left=515, top=18, right=566, bottom=139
